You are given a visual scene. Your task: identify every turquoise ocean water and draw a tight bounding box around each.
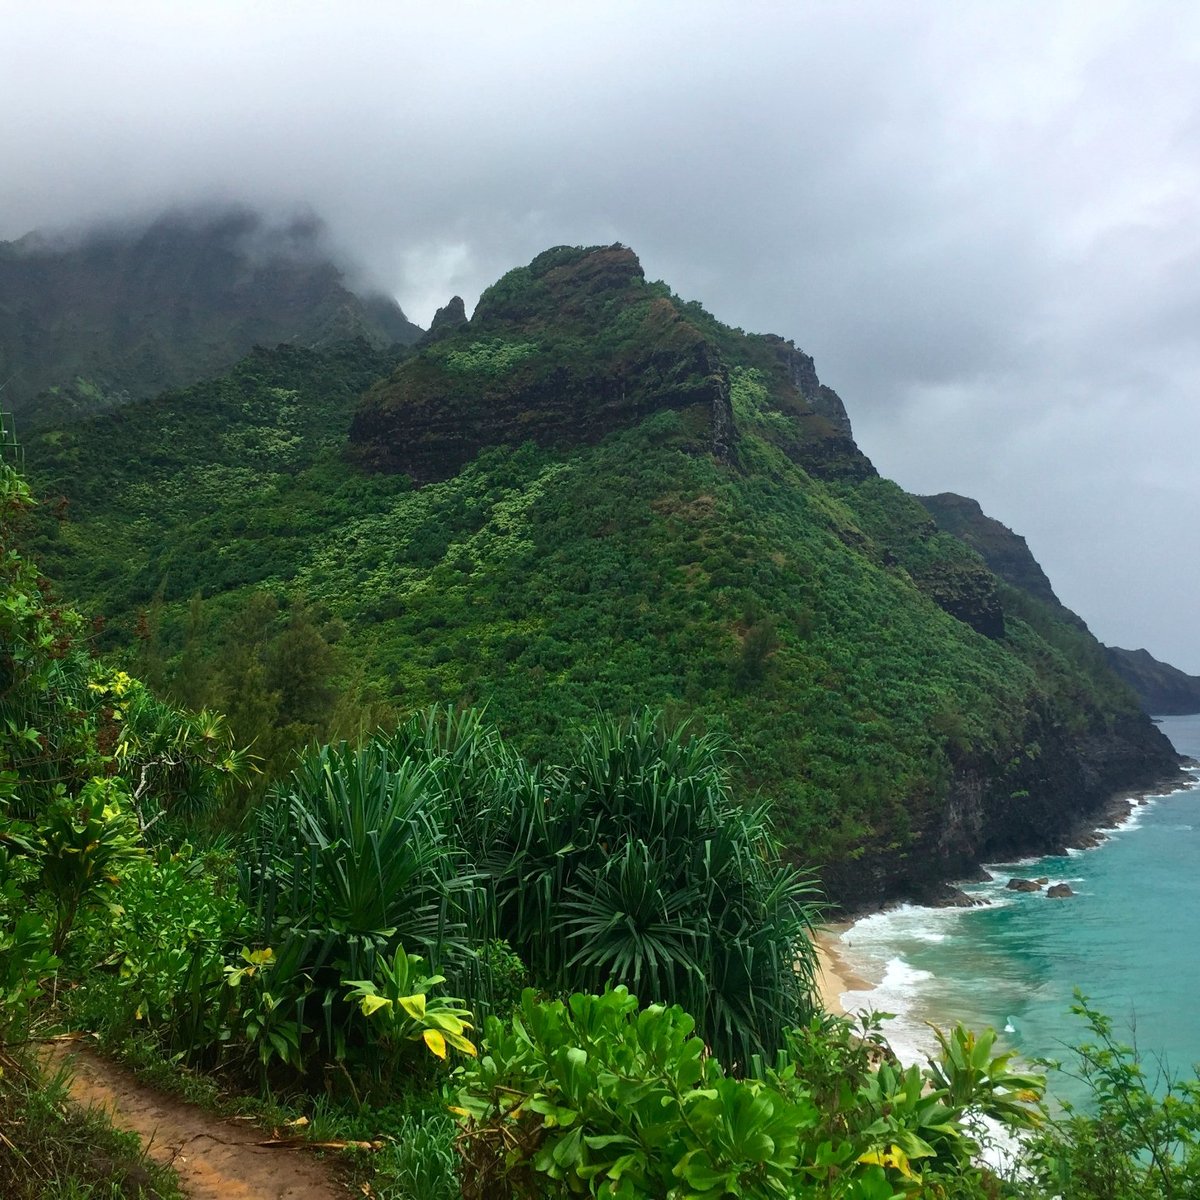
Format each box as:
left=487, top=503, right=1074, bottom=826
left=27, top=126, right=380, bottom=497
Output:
left=833, top=714, right=1200, bottom=1095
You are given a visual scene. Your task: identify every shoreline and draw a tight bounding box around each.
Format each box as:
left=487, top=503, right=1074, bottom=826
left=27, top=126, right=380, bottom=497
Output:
left=813, top=759, right=1200, bottom=1056
left=814, top=923, right=872, bottom=1015
left=827, top=762, right=1194, bottom=924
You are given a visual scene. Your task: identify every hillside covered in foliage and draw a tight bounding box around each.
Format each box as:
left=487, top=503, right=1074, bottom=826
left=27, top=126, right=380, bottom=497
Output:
left=0, top=206, right=420, bottom=430
left=6, top=236, right=1200, bottom=1200
left=22, top=243, right=1180, bottom=907
left=7, top=450, right=1200, bottom=1200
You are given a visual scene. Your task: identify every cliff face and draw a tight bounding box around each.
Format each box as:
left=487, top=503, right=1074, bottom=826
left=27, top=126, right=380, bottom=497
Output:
left=918, top=492, right=1082, bottom=624
left=0, top=207, right=420, bottom=427
left=1106, top=646, right=1200, bottom=715
left=824, top=710, right=1179, bottom=907
left=748, top=335, right=876, bottom=484
left=348, top=245, right=865, bottom=483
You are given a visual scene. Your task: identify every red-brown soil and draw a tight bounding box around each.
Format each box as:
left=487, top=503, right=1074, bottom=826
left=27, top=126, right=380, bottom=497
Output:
left=44, top=1041, right=350, bottom=1199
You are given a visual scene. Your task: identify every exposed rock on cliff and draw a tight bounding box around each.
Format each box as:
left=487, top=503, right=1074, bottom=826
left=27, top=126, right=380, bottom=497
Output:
left=918, top=492, right=1081, bottom=625
left=910, top=559, right=1005, bottom=639
left=423, top=295, right=469, bottom=342
left=348, top=245, right=866, bottom=484
left=822, top=696, right=1179, bottom=909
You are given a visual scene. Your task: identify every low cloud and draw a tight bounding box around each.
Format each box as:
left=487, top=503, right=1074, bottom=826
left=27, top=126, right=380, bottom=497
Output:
left=5, top=1, right=1200, bottom=668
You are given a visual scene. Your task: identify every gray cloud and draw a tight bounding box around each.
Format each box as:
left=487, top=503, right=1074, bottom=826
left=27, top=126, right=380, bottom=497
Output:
left=5, top=0, right=1200, bottom=670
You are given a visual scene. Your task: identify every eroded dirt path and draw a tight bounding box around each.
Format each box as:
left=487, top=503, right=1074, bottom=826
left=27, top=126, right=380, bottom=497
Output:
left=44, top=1042, right=349, bottom=1199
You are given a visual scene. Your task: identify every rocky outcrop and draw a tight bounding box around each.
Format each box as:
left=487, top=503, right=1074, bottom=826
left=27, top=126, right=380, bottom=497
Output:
left=424, top=295, right=469, bottom=340
left=348, top=245, right=892, bottom=486
left=1007, top=878, right=1042, bottom=893
left=350, top=325, right=735, bottom=482
left=910, top=560, right=1005, bottom=639
left=918, top=492, right=1081, bottom=623
left=1047, top=883, right=1074, bottom=898
left=933, top=886, right=989, bottom=908
left=349, top=245, right=737, bottom=482
left=756, top=335, right=876, bottom=483
left=768, top=339, right=853, bottom=437
left=1105, top=645, right=1200, bottom=715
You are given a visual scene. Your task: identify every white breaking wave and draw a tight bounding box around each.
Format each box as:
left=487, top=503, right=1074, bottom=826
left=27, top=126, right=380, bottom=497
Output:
left=838, top=954, right=940, bottom=1065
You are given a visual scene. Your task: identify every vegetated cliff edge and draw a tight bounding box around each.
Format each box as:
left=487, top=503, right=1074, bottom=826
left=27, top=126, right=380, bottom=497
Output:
left=1104, top=646, right=1200, bottom=716
left=0, top=206, right=420, bottom=429
left=26, top=243, right=1182, bottom=910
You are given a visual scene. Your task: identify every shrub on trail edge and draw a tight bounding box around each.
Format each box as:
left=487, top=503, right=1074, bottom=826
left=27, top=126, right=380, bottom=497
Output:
left=453, top=986, right=1045, bottom=1200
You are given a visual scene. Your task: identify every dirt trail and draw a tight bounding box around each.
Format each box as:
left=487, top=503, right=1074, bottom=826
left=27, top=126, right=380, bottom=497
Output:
left=44, top=1041, right=349, bottom=1199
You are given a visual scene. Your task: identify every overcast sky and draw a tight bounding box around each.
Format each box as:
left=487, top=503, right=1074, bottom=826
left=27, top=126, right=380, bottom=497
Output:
left=5, top=1, right=1200, bottom=670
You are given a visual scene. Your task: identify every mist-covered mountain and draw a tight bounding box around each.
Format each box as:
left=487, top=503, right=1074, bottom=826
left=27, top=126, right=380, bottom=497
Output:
left=0, top=207, right=420, bottom=428
left=21, top=243, right=1181, bottom=907
left=1104, top=646, right=1200, bottom=715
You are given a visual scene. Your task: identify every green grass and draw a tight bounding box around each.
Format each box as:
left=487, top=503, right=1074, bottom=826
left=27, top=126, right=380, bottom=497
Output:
left=0, top=1055, right=184, bottom=1200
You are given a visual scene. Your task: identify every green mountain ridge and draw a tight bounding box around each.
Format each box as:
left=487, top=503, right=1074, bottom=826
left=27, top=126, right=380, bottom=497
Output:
left=20, top=242, right=1181, bottom=908
left=917, top=491, right=1081, bottom=624
left=0, top=206, right=421, bottom=429
left=1104, top=645, right=1200, bottom=715
left=917, top=493, right=1200, bottom=717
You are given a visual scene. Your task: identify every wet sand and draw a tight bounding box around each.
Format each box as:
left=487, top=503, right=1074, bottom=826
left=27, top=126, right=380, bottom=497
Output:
left=814, top=923, right=873, bottom=1014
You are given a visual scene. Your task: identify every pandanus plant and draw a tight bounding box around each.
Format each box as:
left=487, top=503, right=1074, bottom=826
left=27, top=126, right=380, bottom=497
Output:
left=469, top=709, right=823, bottom=1067
left=243, top=706, right=822, bottom=1070
left=242, top=737, right=484, bottom=1061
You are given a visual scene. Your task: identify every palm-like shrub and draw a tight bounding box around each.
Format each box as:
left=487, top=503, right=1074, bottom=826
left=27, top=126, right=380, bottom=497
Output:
left=242, top=739, right=483, bottom=1061
left=478, top=711, right=822, bottom=1066
left=242, top=708, right=820, bottom=1069
left=378, top=704, right=502, bottom=792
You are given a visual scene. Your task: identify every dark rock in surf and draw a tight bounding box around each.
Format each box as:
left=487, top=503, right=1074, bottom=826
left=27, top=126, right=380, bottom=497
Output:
left=933, top=886, right=989, bottom=908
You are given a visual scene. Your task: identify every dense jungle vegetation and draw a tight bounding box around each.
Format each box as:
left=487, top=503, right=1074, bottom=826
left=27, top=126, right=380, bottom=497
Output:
left=21, top=248, right=1166, bottom=905
left=4, top=455, right=1200, bottom=1198
left=3, top=241, right=1190, bottom=1195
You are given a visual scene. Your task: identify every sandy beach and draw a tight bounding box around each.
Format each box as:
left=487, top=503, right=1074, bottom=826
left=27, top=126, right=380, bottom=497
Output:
left=814, top=923, right=872, bottom=1015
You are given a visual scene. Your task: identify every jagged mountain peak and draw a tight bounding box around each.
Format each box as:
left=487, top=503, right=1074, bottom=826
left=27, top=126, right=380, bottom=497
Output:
left=348, top=243, right=874, bottom=485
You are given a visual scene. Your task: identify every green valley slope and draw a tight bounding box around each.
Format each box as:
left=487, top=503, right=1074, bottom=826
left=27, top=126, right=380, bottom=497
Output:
left=22, top=245, right=1180, bottom=907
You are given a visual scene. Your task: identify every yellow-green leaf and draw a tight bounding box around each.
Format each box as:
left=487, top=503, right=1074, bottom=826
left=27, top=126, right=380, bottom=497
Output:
left=423, top=1028, right=448, bottom=1059
left=360, top=994, right=392, bottom=1018
left=397, top=992, right=426, bottom=1021
left=858, top=1146, right=918, bottom=1181
left=445, top=1031, right=478, bottom=1056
